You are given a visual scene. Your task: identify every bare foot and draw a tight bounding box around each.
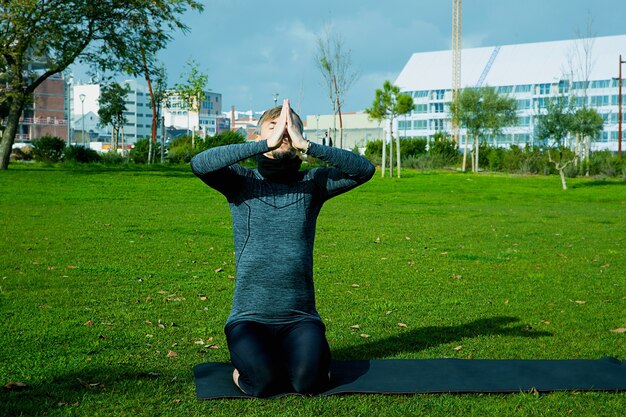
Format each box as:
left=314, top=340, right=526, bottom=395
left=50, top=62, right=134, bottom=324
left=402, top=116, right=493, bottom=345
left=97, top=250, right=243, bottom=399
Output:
left=232, top=368, right=245, bottom=393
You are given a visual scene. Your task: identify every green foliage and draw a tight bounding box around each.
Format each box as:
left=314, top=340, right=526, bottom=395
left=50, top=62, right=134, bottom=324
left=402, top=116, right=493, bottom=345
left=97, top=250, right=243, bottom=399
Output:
left=129, top=138, right=161, bottom=164
left=0, top=0, right=203, bottom=169
left=365, top=80, right=415, bottom=123
left=534, top=96, right=574, bottom=146
left=450, top=86, right=517, bottom=139
left=364, top=139, right=383, bottom=165
left=101, top=151, right=126, bottom=165
left=428, top=135, right=459, bottom=165
left=174, top=59, right=209, bottom=114
left=64, top=145, right=102, bottom=163
left=31, top=135, right=65, bottom=162
left=197, top=130, right=246, bottom=151
left=588, top=150, right=625, bottom=177
left=167, top=136, right=195, bottom=163
left=571, top=107, right=604, bottom=139
left=98, top=82, right=131, bottom=134
left=400, top=138, right=427, bottom=159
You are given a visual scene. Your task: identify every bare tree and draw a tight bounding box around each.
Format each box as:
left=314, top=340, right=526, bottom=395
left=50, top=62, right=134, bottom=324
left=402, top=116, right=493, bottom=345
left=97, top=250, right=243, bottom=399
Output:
left=315, top=26, right=358, bottom=149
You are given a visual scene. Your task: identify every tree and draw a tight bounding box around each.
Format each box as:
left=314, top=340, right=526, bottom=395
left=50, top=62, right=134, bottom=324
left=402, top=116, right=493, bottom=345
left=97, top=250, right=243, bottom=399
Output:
left=571, top=107, right=603, bottom=176
left=98, top=82, right=130, bottom=153
left=365, top=81, right=414, bottom=178
left=535, top=96, right=576, bottom=190
left=450, top=86, right=517, bottom=172
left=0, top=0, right=203, bottom=170
left=315, top=27, right=358, bottom=149
left=174, top=59, right=209, bottom=149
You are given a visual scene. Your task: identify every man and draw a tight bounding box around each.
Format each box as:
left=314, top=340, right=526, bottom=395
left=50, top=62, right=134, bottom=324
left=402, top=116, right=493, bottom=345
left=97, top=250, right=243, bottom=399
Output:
left=190, top=99, right=375, bottom=397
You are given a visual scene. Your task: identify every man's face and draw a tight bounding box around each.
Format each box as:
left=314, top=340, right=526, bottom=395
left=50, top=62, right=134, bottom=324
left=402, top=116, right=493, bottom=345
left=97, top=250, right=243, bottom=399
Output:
left=259, top=117, right=296, bottom=160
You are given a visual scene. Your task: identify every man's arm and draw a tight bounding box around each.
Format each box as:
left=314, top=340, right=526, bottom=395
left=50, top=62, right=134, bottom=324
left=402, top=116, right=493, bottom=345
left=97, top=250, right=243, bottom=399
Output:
left=190, top=140, right=269, bottom=196
left=307, top=142, right=376, bottom=200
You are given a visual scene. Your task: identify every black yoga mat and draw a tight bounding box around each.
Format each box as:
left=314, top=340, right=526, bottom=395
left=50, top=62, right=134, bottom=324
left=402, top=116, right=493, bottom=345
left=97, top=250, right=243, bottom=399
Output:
left=194, top=357, right=626, bottom=399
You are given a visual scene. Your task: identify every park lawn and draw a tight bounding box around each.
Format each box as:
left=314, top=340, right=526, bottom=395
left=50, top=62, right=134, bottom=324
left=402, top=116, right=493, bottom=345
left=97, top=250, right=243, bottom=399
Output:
left=0, top=163, right=625, bottom=416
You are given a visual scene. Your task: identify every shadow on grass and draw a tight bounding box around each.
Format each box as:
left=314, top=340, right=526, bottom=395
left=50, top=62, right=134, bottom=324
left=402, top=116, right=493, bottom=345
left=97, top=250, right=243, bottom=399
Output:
left=571, top=179, right=626, bottom=189
left=0, top=365, right=186, bottom=417
left=332, top=316, right=552, bottom=360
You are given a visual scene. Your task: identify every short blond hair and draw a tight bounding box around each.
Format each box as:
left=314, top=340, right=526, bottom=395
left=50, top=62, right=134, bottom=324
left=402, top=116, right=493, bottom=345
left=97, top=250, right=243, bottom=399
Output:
left=258, top=105, right=304, bottom=134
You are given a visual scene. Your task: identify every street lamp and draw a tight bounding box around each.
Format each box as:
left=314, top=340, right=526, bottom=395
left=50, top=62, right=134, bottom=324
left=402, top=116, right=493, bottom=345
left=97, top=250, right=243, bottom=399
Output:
left=79, top=93, right=86, bottom=147
left=272, top=93, right=279, bottom=106
left=66, top=74, right=73, bottom=146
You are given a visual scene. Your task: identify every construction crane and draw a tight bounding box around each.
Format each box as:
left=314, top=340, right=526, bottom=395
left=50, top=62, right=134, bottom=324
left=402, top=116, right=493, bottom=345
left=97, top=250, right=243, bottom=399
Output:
left=451, top=0, right=462, bottom=143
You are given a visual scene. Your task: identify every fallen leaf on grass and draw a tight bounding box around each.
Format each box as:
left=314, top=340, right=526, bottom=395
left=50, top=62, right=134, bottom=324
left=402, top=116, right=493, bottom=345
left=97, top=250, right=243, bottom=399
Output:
left=453, top=345, right=463, bottom=351
left=157, top=290, right=167, bottom=295
left=77, top=378, right=103, bottom=389
left=83, top=320, right=94, bottom=327
left=359, top=333, right=370, bottom=338
left=610, top=328, right=626, bottom=333
left=172, top=399, right=182, bottom=404
left=66, top=265, right=78, bottom=269
left=4, top=381, right=29, bottom=391
left=167, top=350, right=178, bottom=358
left=57, top=401, right=80, bottom=407
left=574, top=300, right=586, bottom=305
left=204, top=344, right=220, bottom=349
left=541, top=320, right=551, bottom=325
left=350, top=325, right=361, bottom=329
left=351, top=284, right=360, bottom=288
left=214, top=268, right=223, bottom=273
left=451, top=274, right=462, bottom=279
left=397, top=323, right=408, bottom=328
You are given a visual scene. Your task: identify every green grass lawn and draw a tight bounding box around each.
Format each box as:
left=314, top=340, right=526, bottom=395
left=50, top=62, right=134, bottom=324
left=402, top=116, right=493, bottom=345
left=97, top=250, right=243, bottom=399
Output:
left=1, top=164, right=625, bottom=416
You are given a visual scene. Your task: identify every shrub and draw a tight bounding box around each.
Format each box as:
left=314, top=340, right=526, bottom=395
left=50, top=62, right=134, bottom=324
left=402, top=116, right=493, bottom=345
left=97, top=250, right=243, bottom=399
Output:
left=129, top=138, right=161, bottom=164
left=400, top=138, right=427, bottom=159
left=364, top=139, right=383, bottom=162
left=101, top=151, right=126, bottom=165
left=167, top=136, right=195, bottom=164
left=428, top=136, right=459, bottom=166
left=64, top=145, right=102, bottom=163
left=31, top=135, right=65, bottom=162
left=588, top=150, right=624, bottom=177
left=197, top=130, right=246, bottom=151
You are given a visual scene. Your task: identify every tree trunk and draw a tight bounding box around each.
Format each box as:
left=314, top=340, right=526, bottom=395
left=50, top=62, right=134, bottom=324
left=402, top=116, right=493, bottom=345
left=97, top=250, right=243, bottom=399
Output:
left=574, top=133, right=580, bottom=167
left=585, top=135, right=590, bottom=176
left=462, top=132, right=469, bottom=172
left=161, top=116, right=165, bottom=164
left=474, top=134, right=479, bottom=172
left=0, top=95, right=26, bottom=170
left=558, top=167, right=568, bottom=190
left=396, top=133, right=401, bottom=178
left=389, top=119, right=394, bottom=178
left=381, top=129, right=386, bottom=178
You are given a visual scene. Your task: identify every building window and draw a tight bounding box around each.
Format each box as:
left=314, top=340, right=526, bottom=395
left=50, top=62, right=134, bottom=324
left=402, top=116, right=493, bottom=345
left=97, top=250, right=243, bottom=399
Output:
left=572, top=81, right=589, bottom=90
left=432, top=89, right=445, bottom=100
left=413, top=90, right=429, bottom=98
left=516, top=99, right=531, bottom=109
left=518, top=116, right=531, bottom=127
left=430, top=119, right=444, bottom=130
left=431, top=103, right=444, bottom=113
left=590, top=95, right=609, bottom=107
left=414, top=104, right=428, bottom=114
left=398, top=120, right=411, bottom=130
left=497, top=85, right=513, bottom=93
left=515, top=84, right=532, bottom=93
left=413, top=120, right=427, bottom=129
left=537, top=83, right=551, bottom=95
left=591, top=80, right=610, bottom=89
left=575, top=96, right=587, bottom=107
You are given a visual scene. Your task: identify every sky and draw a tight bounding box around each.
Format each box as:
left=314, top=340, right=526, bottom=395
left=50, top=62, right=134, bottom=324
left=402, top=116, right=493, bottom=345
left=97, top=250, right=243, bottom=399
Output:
left=149, top=0, right=625, bottom=118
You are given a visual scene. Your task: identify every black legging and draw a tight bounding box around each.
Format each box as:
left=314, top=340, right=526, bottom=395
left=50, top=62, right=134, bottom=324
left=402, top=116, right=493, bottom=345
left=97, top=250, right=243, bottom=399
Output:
left=224, top=319, right=331, bottom=397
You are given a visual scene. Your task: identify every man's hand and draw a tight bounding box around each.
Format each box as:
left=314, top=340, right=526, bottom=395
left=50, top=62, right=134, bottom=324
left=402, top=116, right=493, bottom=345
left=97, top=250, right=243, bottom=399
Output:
left=266, top=99, right=289, bottom=150
left=266, top=99, right=309, bottom=152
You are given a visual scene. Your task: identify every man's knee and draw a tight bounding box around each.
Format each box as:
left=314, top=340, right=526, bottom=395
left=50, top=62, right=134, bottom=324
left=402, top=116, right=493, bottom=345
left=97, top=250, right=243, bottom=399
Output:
left=238, top=366, right=279, bottom=397
left=290, top=367, right=329, bottom=394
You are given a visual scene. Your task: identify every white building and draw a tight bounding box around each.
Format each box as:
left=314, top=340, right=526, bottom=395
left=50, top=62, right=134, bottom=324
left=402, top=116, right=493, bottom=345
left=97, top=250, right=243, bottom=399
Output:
left=72, top=79, right=152, bottom=144
left=395, top=34, right=626, bottom=150
left=163, top=90, right=223, bottom=136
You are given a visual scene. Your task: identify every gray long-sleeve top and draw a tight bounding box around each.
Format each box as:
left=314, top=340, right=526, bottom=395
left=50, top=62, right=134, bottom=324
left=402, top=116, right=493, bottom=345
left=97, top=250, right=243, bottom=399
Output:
left=190, top=140, right=375, bottom=326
